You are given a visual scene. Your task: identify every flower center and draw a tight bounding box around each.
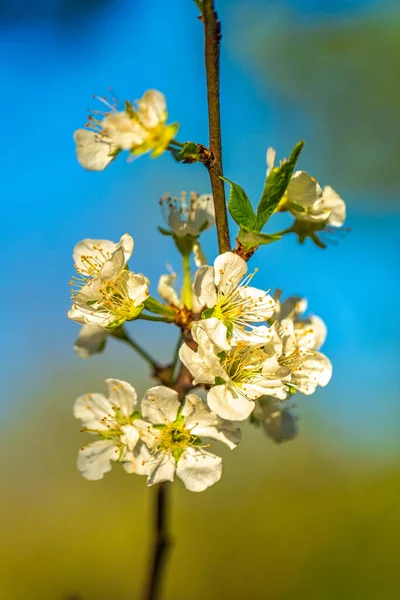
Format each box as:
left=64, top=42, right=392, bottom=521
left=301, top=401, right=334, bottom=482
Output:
left=278, top=346, right=306, bottom=372
left=69, top=244, right=111, bottom=296
left=154, top=422, right=197, bottom=462
left=99, top=275, right=142, bottom=323
left=222, top=343, right=266, bottom=384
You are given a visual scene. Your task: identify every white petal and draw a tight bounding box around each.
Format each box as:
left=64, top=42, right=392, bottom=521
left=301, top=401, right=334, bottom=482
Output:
left=287, top=171, right=323, bottom=209
left=74, top=129, right=117, bottom=172
left=201, top=318, right=231, bottom=352
left=146, top=453, right=176, bottom=486
left=192, top=265, right=217, bottom=308
left=105, top=378, right=138, bottom=417
left=293, top=352, right=332, bottom=394
left=77, top=440, right=119, bottom=480
left=242, top=374, right=288, bottom=401
left=141, top=386, right=180, bottom=424
left=207, top=384, right=254, bottom=421
left=73, top=325, right=109, bottom=358
left=99, top=247, right=125, bottom=280
left=114, top=233, right=134, bottom=263
left=178, top=342, right=218, bottom=386
left=213, top=252, right=247, bottom=295
left=295, top=315, right=327, bottom=351
left=193, top=241, right=207, bottom=268
left=74, top=392, right=116, bottom=430
left=138, top=89, right=167, bottom=128
left=323, top=186, right=346, bottom=227
left=158, top=273, right=182, bottom=308
left=176, top=447, right=222, bottom=492
left=182, top=393, right=242, bottom=449
left=73, top=238, right=116, bottom=277
left=122, top=442, right=152, bottom=475
left=120, top=424, right=140, bottom=451
left=237, top=287, right=275, bottom=322
left=125, top=271, right=150, bottom=306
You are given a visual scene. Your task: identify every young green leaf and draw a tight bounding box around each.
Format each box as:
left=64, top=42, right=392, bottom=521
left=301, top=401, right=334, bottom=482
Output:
left=237, top=228, right=282, bottom=251
left=256, top=141, right=304, bottom=231
left=170, top=141, right=200, bottom=163
left=221, top=177, right=257, bottom=232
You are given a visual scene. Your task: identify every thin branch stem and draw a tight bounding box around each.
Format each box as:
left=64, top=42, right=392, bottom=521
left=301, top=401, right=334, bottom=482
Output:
left=144, top=483, right=171, bottom=600
left=203, top=0, right=231, bottom=254
left=111, top=327, right=159, bottom=369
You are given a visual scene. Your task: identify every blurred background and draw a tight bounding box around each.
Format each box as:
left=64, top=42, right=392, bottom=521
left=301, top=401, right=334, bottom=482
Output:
left=1, top=0, right=399, bottom=598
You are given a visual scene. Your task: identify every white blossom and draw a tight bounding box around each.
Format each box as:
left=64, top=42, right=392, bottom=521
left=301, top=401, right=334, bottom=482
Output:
left=157, top=270, right=203, bottom=314
left=192, top=252, right=275, bottom=351
left=160, top=191, right=215, bottom=237
left=273, top=292, right=327, bottom=351
left=179, top=322, right=289, bottom=421
left=272, top=318, right=332, bottom=395
left=74, top=378, right=150, bottom=480
left=68, top=234, right=149, bottom=329
left=74, top=90, right=179, bottom=171
left=132, top=386, right=241, bottom=492
left=286, top=172, right=346, bottom=226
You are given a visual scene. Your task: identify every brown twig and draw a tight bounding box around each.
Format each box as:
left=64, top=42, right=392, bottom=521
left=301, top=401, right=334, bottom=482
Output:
left=144, top=483, right=171, bottom=600
left=203, top=0, right=231, bottom=254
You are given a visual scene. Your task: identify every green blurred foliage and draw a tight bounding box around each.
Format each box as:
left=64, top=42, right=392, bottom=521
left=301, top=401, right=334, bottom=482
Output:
left=231, top=4, right=400, bottom=206
left=1, top=370, right=399, bottom=599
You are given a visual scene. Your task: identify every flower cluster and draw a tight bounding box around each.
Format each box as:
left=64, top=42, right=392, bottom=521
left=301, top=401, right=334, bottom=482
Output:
left=70, top=90, right=346, bottom=492
left=75, top=380, right=240, bottom=492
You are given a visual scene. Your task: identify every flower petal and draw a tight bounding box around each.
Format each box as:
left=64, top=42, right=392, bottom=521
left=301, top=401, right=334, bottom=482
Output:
left=99, top=247, right=125, bottom=280
left=74, top=129, right=117, bottom=172
left=201, top=317, right=231, bottom=352
left=237, top=286, right=275, bottom=322
left=293, top=352, right=332, bottom=394
left=176, top=447, right=222, bottom=492
left=287, top=170, right=323, bottom=209
left=193, top=241, right=207, bottom=268
left=125, top=271, right=150, bottom=306
left=182, top=393, right=242, bottom=449
left=158, top=273, right=182, bottom=308
left=137, top=90, right=167, bottom=128
left=77, top=440, right=119, bottom=480
left=213, top=252, right=247, bottom=294
left=146, top=453, right=176, bottom=486
left=122, top=442, right=152, bottom=475
left=192, top=265, right=217, bottom=308
left=120, top=424, right=140, bottom=451
left=105, top=378, right=138, bottom=417
left=207, top=384, right=254, bottom=421
left=323, top=186, right=346, bottom=227
left=74, top=392, right=116, bottom=430
left=141, top=386, right=180, bottom=424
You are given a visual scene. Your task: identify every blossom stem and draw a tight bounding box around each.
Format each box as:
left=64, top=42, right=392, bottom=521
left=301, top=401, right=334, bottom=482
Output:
left=182, top=252, right=193, bottom=310
left=144, top=482, right=171, bottom=600
left=111, top=327, right=159, bottom=369
left=170, top=139, right=184, bottom=148
left=138, top=314, right=175, bottom=323
left=203, top=0, right=231, bottom=254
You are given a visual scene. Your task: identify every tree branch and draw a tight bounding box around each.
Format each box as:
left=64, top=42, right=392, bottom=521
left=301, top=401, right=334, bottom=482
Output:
left=203, top=0, right=231, bottom=254
left=143, top=482, right=171, bottom=600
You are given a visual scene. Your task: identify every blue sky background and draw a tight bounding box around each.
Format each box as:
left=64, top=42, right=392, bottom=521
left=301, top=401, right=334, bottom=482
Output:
left=1, top=0, right=399, bottom=451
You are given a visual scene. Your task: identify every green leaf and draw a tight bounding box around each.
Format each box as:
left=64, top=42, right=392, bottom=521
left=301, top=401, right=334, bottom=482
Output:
left=256, top=141, right=304, bottom=231
left=193, top=0, right=203, bottom=13
left=238, top=228, right=282, bottom=251
left=171, top=141, right=200, bottom=163
left=221, top=177, right=257, bottom=232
